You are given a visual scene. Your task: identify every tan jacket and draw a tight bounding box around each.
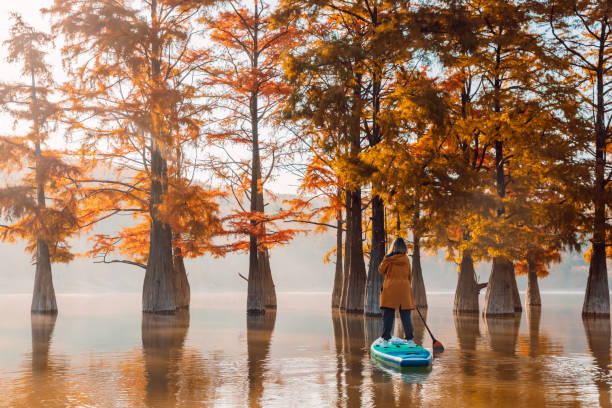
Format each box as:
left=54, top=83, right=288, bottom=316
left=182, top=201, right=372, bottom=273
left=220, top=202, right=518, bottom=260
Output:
left=378, top=253, right=415, bottom=310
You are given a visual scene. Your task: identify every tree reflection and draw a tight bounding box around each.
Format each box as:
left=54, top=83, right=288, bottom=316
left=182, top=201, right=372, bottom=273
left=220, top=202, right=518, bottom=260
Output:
left=483, top=314, right=521, bottom=382
left=365, top=315, right=394, bottom=407
left=27, top=312, right=69, bottom=407
left=141, top=309, right=190, bottom=407
left=583, top=317, right=611, bottom=408
left=340, top=312, right=366, bottom=408
left=454, top=313, right=480, bottom=377
left=526, top=307, right=541, bottom=357
left=246, top=310, right=276, bottom=408
left=31, top=313, right=57, bottom=374
left=332, top=311, right=346, bottom=408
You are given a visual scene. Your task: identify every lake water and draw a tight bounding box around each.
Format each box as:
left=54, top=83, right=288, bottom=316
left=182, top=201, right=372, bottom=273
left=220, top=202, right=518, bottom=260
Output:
left=0, top=292, right=610, bottom=407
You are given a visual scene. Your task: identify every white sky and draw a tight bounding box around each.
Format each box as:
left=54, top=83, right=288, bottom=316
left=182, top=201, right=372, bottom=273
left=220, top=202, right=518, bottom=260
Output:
left=0, top=1, right=300, bottom=194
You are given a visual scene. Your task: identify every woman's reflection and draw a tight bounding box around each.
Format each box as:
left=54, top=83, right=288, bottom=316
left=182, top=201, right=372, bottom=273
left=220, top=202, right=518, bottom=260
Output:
left=141, top=309, right=190, bottom=407
left=246, top=310, right=276, bottom=408
left=583, top=317, right=611, bottom=408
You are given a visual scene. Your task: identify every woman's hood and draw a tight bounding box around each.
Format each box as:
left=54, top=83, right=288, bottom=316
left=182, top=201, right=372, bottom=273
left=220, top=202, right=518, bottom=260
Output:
left=383, top=253, right=410, bottom=265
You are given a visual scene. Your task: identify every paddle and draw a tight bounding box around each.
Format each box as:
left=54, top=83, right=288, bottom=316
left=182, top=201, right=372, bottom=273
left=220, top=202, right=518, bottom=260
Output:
left=415, top=306, right=444, bottom=352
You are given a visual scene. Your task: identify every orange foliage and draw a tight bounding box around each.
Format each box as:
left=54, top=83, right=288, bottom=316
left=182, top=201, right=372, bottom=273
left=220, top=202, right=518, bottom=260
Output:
left=46, top=0, right=226, bottom=267
left=0, top=14, right=81, bottom=263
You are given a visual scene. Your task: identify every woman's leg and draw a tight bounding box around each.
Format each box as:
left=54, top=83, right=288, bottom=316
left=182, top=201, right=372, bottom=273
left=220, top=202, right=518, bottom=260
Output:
left=399, top=309, right=414, bottom=340
left=381, top=307, right=395, bottom=340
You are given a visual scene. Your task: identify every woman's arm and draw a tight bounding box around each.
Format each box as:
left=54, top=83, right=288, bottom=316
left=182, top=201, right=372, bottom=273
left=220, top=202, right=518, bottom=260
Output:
left=378, top=259, right=388, bottom=275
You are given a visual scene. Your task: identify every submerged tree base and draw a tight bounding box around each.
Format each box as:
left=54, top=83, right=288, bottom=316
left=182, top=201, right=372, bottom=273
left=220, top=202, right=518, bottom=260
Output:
left=31, top=241, right=58, bottom=314
left=582, top=244, right=610, bottom=317
left=453, top=252, right=479, bottom=314
left=483, top=257, right=518, bottom=316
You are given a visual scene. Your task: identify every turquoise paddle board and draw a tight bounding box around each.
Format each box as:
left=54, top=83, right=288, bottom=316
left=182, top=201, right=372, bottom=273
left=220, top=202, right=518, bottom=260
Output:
left=370, top=337, right=432, bottom=368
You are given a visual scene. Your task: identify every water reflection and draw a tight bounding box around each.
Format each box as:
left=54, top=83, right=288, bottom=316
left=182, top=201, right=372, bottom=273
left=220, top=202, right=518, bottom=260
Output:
left=1, top=293, right=611, bottom=408
left=343, top=313, right=366, bottom=408
left=454, top=313, right=480, bottom=377
left=246, top=310, right=276, bottom=408
left=484, top=314, right=521, bottom=355
left=364, top=315, right=393, bottom=407
left=141, top=310, right=190, bottom=407
left=583, top=317, right=611, bottom=408
left=332, top=311, right=347, bottom=408
left=526, top=307, right=541, bottom=357
left=26, top=313, right=69, bottom=408
left=484, top=314, right=521, bottom=385
left=31, top=313, right=57, bottom=374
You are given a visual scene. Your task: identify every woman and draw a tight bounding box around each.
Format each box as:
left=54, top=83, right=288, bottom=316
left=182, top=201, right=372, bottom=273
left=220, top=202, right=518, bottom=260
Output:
left=378, top=237, right=416, bottom=346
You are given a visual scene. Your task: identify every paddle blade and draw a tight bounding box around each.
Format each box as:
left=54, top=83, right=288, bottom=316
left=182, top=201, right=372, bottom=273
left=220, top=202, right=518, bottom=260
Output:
left=433, top=339, right=445, bottom=352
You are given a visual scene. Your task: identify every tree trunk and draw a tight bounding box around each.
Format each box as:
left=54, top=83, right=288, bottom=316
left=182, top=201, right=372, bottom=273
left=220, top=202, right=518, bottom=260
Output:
left=247, top=232, right=265, bottom=314
left=412, top=235, right=427, bottom=309
left=144, top=5, right=176, bottom=314
left=583, top=243, right=610, bottom=316
left=340, top=197, right=351, bottom=310
left=526, top=259, right=541, bottom=308
left=173, top=248, right=190, bottom=309
left=583, top=41, right=610, bottom=317
left=483, top=257, right=516, bottom=316
left=31, top=239, right=57, bottom=313
left=254, top=174, right=276, bottom=309
left=484, top=135, right=521, bottom=315
left=259, top=248, right=276, bottom=309
left=30, top=70, right=57, bottom=314
left=143, top=148, right=176, bottom=313
left=331, top=209, right=344, bottom=308
left=344, top=79, right=366, bottom=314
left=365, top=194, right=385, bottom=316
left=344, top=188, right=367, bottom=313
left=485, top=52, right=522, bottom=316
left=247, top=72, right=266, bottom=314
left=510, top=264, right=522, bottom=313
left=453, top=250, right=479, bottom=314
left=246, top=14, right=275, bottom=314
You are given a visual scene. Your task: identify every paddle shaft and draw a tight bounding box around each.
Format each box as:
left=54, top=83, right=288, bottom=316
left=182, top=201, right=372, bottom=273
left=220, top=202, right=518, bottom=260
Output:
left=415, top=306, right=437, bottom=342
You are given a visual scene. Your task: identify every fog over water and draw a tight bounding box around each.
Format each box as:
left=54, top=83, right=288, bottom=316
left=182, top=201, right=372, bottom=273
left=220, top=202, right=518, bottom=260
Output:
left=0, top=222, right=608, bottom=295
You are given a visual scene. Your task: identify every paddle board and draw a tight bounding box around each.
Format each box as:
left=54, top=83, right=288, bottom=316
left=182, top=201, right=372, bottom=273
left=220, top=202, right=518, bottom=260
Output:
left=370, top=337, right=432, bottom=368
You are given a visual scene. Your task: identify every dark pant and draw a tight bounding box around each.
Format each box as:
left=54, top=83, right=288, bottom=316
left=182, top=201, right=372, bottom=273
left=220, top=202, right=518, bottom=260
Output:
left=381, top=307, right=413, bottom=340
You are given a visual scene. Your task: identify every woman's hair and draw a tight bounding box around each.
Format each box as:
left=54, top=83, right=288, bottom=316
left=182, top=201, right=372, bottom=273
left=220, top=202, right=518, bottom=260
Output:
left=388, top=237, right=407, bottom=255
